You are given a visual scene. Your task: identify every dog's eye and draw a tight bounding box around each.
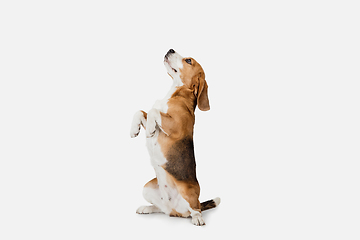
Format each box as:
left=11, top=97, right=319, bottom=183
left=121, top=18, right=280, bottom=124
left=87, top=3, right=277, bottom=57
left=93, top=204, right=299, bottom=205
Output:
left=185, top=59, right=192, bottom=65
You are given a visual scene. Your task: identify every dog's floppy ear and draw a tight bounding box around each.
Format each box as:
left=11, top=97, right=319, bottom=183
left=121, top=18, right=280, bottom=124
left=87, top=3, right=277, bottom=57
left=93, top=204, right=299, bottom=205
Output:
left=197, top=74, right=210, bottom=111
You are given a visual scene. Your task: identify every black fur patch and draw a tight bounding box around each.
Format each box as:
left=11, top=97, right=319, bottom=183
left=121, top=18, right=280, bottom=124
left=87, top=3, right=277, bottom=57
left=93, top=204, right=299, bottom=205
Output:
left=164, top=136, right=198, bottom=182
left=200, top=199, right=217, bottom=211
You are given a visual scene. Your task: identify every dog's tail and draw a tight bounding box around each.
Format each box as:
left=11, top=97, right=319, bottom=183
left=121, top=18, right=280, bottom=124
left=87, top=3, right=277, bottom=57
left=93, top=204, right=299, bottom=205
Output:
left=200, top=197, right=221, bottom=211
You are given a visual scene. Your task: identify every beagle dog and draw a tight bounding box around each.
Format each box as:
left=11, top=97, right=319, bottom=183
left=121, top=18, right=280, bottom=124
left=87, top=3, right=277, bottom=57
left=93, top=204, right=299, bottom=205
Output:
left=130, top=49, right=220, bottom=226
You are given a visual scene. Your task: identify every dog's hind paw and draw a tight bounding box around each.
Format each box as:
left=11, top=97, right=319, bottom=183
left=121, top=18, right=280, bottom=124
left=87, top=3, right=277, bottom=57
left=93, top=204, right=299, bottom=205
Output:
left=191, top=213, right=206, bottom=226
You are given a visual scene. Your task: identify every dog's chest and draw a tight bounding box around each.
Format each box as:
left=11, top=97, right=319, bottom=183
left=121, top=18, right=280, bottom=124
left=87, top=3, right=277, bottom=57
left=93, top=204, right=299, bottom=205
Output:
left=152, top=99, right=168, bottom=113
left=144, top=83, right=190, bottom=214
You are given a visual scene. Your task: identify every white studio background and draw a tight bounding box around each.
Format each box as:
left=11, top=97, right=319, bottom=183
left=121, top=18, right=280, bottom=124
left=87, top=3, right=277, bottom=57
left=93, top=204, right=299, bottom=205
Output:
left=0, top=0, right=359, bottom=239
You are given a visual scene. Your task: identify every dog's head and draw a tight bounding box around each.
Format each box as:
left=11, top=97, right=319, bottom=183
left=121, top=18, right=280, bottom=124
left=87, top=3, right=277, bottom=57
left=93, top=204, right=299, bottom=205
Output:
left=164, top=49, right=210, bottom=111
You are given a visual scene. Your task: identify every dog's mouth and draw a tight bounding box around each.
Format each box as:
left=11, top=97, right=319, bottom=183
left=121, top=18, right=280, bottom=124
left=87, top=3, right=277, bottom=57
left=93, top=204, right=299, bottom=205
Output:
left=164, top=58, right=178, bottom=73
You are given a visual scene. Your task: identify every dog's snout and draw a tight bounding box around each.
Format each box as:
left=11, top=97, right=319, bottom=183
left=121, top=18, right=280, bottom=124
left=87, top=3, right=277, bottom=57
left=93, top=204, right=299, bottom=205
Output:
left=165, top=49, right=175, bottom=58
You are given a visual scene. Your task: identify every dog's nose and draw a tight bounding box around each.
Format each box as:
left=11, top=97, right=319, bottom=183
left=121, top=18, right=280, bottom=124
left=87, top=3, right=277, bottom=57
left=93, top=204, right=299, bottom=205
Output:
left=165, top=49, right=175, bottom=59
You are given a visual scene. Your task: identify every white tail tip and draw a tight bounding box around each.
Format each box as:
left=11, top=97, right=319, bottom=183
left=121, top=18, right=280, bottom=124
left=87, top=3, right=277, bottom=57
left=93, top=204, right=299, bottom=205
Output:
left=214, top=197, right=221, bottom=206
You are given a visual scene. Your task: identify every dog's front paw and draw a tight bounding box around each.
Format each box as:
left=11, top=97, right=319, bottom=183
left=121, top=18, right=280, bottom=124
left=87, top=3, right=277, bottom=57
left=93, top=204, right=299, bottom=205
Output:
left=130, top=123, right=140, bottom=138
left=146, top=109, right=160, bottom=138
left=130, top=110, right=146, bottom=138
left=146, top=120, right=156, bottom=138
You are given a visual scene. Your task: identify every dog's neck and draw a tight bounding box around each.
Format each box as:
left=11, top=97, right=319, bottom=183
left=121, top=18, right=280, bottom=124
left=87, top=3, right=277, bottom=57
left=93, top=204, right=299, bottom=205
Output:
left=164, top=79, right=182, bottom=101
left=170, top=85, right=197, bottom=114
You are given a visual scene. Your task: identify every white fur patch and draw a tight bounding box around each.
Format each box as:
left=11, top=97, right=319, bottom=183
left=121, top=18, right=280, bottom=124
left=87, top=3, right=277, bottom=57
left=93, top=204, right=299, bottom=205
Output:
left=164, top=52, right=184, bottom=82
left=214, top=197, right=221, bottom=206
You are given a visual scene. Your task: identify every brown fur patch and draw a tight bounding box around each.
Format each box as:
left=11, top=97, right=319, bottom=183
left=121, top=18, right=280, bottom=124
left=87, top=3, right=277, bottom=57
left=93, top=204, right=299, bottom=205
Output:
left=156, top=88, right=196, bottom=140
left=179, top=57, right=204, bottom=88
left=140, top=110, right=147, bottom=129
left=144, top=178, right=158, bottom=189
left=179, top=58, right=210, bottom=111
left=170, top=209, right=191, bottom=218
left=175, top=180, right=201, bottom=211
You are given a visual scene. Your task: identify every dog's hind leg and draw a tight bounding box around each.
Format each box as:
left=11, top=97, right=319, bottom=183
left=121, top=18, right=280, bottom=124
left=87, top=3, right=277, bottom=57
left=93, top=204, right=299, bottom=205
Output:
left=136, top=178, right=163, bottom=214
left=174, top=181, right=205, bottom=226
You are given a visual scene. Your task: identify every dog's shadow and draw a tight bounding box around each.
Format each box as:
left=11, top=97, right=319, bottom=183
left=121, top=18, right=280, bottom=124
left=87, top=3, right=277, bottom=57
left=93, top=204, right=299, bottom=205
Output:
left=136, top=206, right=220, bottom=226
